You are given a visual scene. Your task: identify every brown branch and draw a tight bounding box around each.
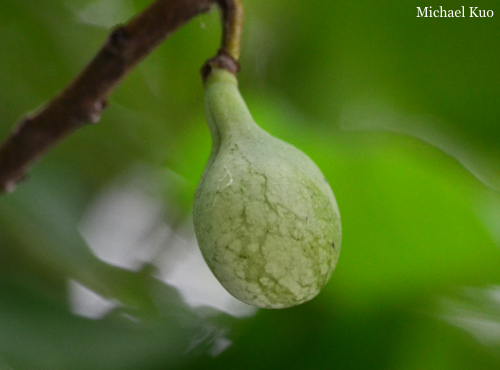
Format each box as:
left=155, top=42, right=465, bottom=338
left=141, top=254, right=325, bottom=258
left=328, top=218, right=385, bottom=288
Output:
left=0, top=0, right=218, bottom=194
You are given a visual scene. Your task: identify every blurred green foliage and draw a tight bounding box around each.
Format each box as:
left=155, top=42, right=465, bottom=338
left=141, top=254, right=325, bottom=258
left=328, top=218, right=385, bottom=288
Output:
left=1, top=0, right=500, bottom=369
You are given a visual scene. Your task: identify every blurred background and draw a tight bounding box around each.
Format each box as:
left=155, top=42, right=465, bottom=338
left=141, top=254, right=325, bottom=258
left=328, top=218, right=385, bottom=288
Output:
left=1, top=0, right=500, bottom=369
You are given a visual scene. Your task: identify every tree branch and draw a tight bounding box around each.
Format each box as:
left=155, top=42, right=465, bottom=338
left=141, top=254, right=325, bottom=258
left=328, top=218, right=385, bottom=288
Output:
left=0, top=0, right=218, bottom=194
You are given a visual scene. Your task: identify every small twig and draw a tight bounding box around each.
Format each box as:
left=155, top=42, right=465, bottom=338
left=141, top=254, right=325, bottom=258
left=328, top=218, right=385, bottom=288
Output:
left=0, top=0, right=218, bottom=194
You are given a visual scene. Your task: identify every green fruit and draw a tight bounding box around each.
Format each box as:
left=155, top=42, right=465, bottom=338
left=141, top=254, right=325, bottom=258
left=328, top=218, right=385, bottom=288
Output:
left=193, top=67, right=341, bottom=308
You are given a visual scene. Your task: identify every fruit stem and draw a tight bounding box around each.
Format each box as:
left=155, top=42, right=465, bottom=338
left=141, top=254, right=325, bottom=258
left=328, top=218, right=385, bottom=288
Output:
left=218, top=0, right=243, bottom=61
left=201, top=0, right=244, bottom=81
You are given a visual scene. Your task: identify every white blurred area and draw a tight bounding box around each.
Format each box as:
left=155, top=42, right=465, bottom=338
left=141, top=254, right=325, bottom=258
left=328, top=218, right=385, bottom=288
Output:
left=68, top=0, right=135, bottom=28
left=441, top=286, right=500, bottom=347
left=74, top=167, right=257, bottom=321
left=68, top=280, right=118, bottom=320
left=78, top=174, right=166, bottom=272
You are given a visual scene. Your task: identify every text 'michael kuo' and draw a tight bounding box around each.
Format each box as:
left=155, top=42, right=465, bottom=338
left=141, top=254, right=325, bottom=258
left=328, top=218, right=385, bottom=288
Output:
left=416, top=6, right=494, bottom=18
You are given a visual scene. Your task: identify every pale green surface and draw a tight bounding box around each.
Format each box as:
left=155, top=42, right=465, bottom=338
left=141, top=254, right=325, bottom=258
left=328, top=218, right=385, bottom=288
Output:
left=193, top=69, right=341, bottom=308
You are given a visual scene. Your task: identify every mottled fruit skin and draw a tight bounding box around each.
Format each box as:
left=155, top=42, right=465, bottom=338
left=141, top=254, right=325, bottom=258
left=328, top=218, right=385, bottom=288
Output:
left=194, top=68, right=341, bottom=308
